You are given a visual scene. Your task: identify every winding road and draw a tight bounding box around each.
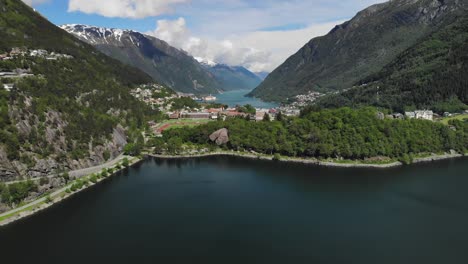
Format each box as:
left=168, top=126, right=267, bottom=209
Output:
left=0, top=154, right=131, bottom=222
left=4, top=154, right=128, bottom=185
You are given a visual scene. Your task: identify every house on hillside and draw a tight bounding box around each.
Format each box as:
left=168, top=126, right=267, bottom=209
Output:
left=405, top=110, right=433, bottom=121
left=405, top=112, right=416, bottom=119
left=10, top=47, right=26, bottom=57
left=168, top=112, right=180, bottom=119
left=3, top=83, right=14, bottom=91
left=415, top=110, right=433, bottom=121
left=29, top=49, right=48, bottom=57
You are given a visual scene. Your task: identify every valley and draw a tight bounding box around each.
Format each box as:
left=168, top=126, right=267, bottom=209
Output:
left=0, top=0, right=468, bottom=262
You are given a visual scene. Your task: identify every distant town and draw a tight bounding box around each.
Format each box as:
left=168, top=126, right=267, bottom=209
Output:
left=124, top=83, right=468, bottom=137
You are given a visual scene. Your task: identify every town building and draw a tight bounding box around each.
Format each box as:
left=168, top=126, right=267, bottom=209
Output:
left=10, top=47, right=26, bottom=57
left=182, top=112, right=210, bottom=119
left=168, top=112, right=180, bottom=119
left=3, top=83, right=14, bottom=91
left=405, top=110, right=433, bottom=121
left=203, top=95, right=217, bottom=101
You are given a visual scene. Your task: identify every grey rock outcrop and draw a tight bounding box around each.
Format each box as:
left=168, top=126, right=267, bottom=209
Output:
left=209, top=128, right=229, bottom=145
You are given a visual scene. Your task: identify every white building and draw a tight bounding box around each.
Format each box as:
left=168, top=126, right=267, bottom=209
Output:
left=203, top=95, right=217, bottom=101
left=3, top=83, right=14, bottom=91
left=405, top=110, right=433, bottom=121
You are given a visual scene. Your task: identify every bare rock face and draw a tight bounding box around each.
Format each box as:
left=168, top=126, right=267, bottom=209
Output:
left=0, top=147, right=19, bottom=181
left=209, top=128, right=229, bottom=145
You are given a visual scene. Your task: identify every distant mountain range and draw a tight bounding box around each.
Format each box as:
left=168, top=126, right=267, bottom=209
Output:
left=250, top=0, right=468, bottom=110
left=203, top=64, right=262, bottom=91
left=62, top=24, right=261, bottom=94
left=254, top=72, right=269, bottom=81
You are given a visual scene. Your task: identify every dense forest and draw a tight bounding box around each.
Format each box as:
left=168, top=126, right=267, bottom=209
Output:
left=249, top=0, right=468, bottom=102
left=156, top=108, right=468, bottom=163
left=318, top=13, right=468, bottom=112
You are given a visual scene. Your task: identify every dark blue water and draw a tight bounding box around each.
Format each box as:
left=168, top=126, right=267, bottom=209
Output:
left=1, top=156, right=468, bottom=264
left=215, top=89, right=279, bottom=108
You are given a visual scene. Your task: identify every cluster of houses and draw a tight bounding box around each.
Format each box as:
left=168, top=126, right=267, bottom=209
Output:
left=377, top=110, right=434, bottom=121
left=290, top=91, right=324, bottom=108
left=130, top=84, right=179, bottom=111
left=0, top=68, right=34, bottom=79
left=405, top=110, right=434, bottom=121
left=0, top=47, right=73, bottom=61
left=29, top=49, right=73, bottom=60
left=278, top=106, right=301, bottom=117
left=0, top=47, right=26, bottom=60
left=167, top=107, right=279, bottom=122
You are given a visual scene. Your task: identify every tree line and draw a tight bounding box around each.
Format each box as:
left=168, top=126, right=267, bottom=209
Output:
left=157, top=107, right=468, bottom=161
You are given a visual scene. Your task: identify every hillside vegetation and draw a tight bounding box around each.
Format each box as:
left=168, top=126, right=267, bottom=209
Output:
left=319, top=13, right=468, bottom=112
left=249, top=0, right=468, bottom=103
left=157, top=108, right=468, bottom=162
left=0, top=0, right=159, bottom=180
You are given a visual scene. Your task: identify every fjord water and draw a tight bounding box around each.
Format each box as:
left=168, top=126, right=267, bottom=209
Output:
left=215, top=89, right=279, bottom=108
left=1, top=157, right=468, bottom=264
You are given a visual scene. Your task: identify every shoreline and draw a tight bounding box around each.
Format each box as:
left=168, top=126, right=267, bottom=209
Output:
left=149, top=151, right=466, bottom=168
left=0, top=157, right=143, bottom=227
left=1, top=151, right=465, bottom=227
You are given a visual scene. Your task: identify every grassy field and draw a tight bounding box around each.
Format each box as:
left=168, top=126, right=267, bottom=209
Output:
left=155, top=119, right=213, bottom=133
left=162, top=119, right=212, bottom=125
left=439, top=114, right=468, bottom=125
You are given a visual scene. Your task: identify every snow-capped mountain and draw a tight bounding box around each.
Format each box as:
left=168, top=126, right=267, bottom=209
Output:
left=61, top=24, right=263, bottom=93
left=61, top=24, right=221, bottom=94
left=60, top=24, right=132, bottom=44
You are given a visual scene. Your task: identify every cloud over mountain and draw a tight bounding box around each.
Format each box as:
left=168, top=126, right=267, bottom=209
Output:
left=147, top=17, right=339, bottom=72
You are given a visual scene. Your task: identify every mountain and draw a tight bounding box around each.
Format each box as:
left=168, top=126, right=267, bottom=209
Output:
left=254, top=72, right=269, bottom=80
left=204, top=64, right=262, bottom=91
left=61, top=24, right=221, bottom=95
left=0, top=0, right=157, bottom=181
left=249, top=0, right=468, bottom=102
left=318, top=11, right=468, bottom=112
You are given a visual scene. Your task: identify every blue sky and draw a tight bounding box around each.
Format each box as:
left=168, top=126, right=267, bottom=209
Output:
left=25, top=0, right=386, bottom=71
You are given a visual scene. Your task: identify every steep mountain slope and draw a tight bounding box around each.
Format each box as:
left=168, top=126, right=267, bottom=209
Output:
left=250, top=0, right=468, bottom=102
left=254, top=72, right=270, bottom=81
left=205, top=64, right=262, bottom=91
left=61, top=24, right=221, bottom=95
left=0, top=0, right=157, bottom=181
left=318, top=12, right=468, bottom=112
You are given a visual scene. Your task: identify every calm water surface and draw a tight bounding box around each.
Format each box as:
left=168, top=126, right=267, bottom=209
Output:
left=215, top=89, right=279, bottom=108
left=1, top=156, right=468, bottom=264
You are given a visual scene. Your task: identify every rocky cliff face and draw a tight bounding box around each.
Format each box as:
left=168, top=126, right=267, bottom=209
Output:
left=249, top=0, right=468, bottom=102
left=0, top=98, right=128, bottom=182
left=61, top=24, right=222, bottom=95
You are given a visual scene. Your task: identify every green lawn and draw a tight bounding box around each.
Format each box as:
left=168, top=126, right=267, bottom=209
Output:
left=163, top=119, right=212, bottom=124
left=439, top=114, right=468, bottom=125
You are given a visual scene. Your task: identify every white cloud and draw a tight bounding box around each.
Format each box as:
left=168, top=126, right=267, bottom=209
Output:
left=68, top=0, right=190, bottom=19
left=147, top=17, right=340, bottom=72
left=21, top=0, right=50, bottom=5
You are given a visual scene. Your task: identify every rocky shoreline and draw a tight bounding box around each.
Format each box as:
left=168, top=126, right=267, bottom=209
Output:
left=150, top=152, right=466, bottom=169
left=1, top=152, right=465, bottom=227
left=0, top=157, right=142, bottom=227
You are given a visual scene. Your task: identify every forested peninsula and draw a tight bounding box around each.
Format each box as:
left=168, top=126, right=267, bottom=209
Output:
left=151, top=108, right=468, bottom=164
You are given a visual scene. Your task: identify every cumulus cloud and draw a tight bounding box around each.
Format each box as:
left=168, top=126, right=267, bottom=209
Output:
left=68, top=0, right=190, bottom=19
left=147, top=17, right=339, bottom=72
left=21, top=0, right=50, bottom=5
left=147, top=18, right=273, bottom=72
